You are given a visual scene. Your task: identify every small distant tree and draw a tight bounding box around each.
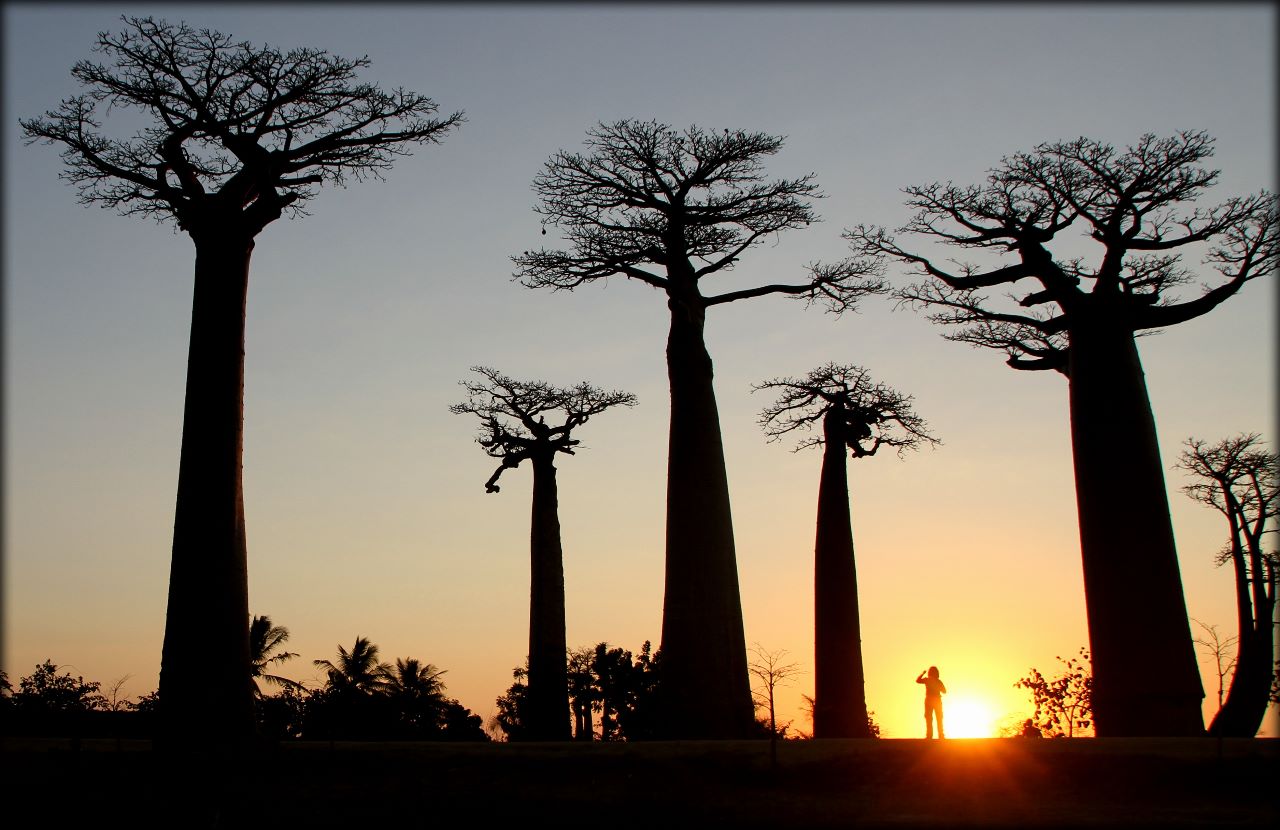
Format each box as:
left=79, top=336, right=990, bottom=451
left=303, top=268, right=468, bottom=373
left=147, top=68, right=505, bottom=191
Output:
left=492, top=664, right=530, bottom=741
left=515, top=120, right=885, bottom=738
left=1015, top=648, right=1094, bottom=737
left=384, top=658, right=448, bottom=735
left=21, top=17, right=461, bottom=748
left=103, top=674, right=134, bottom=713
left=1179, top=434, right=1278, bottom=737
left=249, top=615, right=304, bottom=696
left=849, top=132, right=1277, bottom=736
left=566, top=647, right=598, bottom=741
left=14, top=661, right=106, bottom=713
left=756, top=364, right=936, bottom=738
left=1191, top=619, right=1238, bottom=715
left=452, top=367, right=635, bottom=741
left=748, top=645, right=803, bottom=769
left=313, top=637, right=392, bottom=696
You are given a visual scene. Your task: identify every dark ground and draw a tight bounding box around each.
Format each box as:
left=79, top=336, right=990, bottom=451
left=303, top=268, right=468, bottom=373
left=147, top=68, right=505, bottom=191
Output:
left=2, top=736, right=1276, bottom=828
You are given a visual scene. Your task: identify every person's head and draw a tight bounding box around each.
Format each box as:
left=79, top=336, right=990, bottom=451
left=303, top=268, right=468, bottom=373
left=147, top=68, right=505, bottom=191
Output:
left=927, top=666, right=939, bottom=679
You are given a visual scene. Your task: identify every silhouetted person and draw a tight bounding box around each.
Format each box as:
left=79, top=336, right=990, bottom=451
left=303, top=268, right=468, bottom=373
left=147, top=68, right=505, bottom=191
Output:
left=1020, top=718, right=1043, bottom=738
left=916, top=666, right=946, bottom=738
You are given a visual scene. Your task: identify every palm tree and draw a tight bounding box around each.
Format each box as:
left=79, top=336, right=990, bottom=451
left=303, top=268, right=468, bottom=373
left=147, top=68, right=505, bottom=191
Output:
left=249, top=615, right=304, bottom=697
left=385, top=658, right=449, bottom=734
left=313, top=637, right=391, bottom=695
left=385, top=658, right=447, bottom=700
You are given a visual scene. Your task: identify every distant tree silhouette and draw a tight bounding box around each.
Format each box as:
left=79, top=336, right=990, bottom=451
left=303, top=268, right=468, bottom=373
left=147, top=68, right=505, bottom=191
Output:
left=515, top=120, right=885, bottom=738
left=495, top=642, right=662, bottom=742
left=847, top=132, right=1278, bottom=736
left=566, top=647, right=598, bottom=741
left=249, top=615, right=304, bottom=696
left=451, top=366, right=636, bottom=741
left=1179, top=435, right=1278, bottom=737
left=314, top=637, right=392, bottom=696
left=384, top=658, right=449, bottom=735
left=748, top=645, right=802, bottom=769
left=20, top=17, right=462, bottom=750
left=756, top=364, right=937, bottom=739
left=1191, top=619, right=1238, bottom=716
left=492, top=664, right=530, bottom=741
left=12, top=661, right=106, bottom=713
left=1015, top=649, right=1094, bottom=737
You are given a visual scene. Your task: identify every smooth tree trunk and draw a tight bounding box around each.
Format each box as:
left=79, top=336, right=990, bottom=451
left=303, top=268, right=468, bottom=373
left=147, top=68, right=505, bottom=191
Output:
left=526, top=452, right=571, bottom=740
left=813, top=407, right=871, bottom=738
left=158, top=231, right=256, bottom=749
left=1209, top=540, right=1276, bottom=736
left=658, top=294, right=754, bottom=738
left=1067, top=317, right=1204, bottom=736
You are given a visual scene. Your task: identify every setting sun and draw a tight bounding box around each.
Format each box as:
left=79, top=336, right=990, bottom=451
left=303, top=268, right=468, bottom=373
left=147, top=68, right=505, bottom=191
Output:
left=944, top=698, right=997, bottom=738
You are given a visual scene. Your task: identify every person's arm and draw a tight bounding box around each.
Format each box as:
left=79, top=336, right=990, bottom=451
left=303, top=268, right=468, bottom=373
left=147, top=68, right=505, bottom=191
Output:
left=916, top=671, right=926, bottom=684
left=939, top=681, right=947, bottom=695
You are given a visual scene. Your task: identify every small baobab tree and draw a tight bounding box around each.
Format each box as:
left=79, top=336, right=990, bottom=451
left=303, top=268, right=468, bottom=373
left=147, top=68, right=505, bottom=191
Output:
left=1179, top=434, right=1278, bottom=736
left=514, top=120, right=885, bottom=737
left=20, top=17, right=462, bottom=748
left=451, top=366, right=636, bottom=741
left=846, top=131, right=1277, bottom=736
left=756, top=364, right=937, bottom=738
left=748, top=644, right=803, bottom=770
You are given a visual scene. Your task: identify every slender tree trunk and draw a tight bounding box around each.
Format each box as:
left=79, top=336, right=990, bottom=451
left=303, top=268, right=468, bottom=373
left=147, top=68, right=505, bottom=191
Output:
left=158, top=232, right=256, bottom=750
left=527, top=452, right=571, bottom=740
left=813, top=408, right=871, bottom=738
left=1210, top=565, right=1275, bottom=737
left=1066, top=320, right=1204, bottom=736
left=658, top=294, right=754, bottom=738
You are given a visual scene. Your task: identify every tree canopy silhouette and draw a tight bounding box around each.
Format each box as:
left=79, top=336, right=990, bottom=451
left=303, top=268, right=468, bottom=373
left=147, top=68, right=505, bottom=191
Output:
left=21, top=17, right=462, bottom=750
left=846, top=131, right=1277, bottom=736
left=451, top=367, right=635, bottom=740
left=513, top=120, right=885, bottom=737
left=756, top=364, right=936, bottom=738
left=249, top=615, right=304, bottom=696
left=1178, top=434, right=1278, bottom=737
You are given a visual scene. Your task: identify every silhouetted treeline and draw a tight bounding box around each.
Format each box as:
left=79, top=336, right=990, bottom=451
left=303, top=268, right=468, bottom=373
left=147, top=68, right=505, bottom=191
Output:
left=494, top=641, right=662, bottom=741
left=1, top=642, right=488, bottom=743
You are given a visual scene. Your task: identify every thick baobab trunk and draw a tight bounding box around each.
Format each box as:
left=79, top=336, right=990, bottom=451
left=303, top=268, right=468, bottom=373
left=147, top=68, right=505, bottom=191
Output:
left=658, top=295, right=754, bottom=739
left=158, top=233, right=256, bottom=749
left=1067, top=322, right=1204, bottom=736
left=813, top=408, right=871, bottom=738
left=526, top=452, right=571, bottom=740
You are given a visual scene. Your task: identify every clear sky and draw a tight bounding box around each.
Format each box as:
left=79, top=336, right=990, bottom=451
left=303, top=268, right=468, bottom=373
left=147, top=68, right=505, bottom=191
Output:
left=3, top=3, right=1275, bottom=739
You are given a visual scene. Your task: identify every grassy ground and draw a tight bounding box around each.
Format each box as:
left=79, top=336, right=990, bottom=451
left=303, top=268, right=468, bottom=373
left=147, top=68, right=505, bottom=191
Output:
left=3, top=736, right=1276, bottom=828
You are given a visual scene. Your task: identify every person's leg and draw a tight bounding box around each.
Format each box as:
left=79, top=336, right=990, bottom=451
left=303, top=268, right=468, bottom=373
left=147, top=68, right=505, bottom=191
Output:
left=937, top=703, right=945, bottom=739
left=924, top=701, right=933, bottom=739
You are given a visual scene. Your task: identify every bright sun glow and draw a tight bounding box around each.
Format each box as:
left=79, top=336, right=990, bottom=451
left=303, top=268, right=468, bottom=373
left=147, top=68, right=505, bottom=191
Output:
left=944, top=698, right=996, bottom=738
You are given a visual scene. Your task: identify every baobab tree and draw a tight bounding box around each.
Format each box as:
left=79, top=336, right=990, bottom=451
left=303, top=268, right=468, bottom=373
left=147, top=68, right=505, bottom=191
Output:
left=451, top=366, right=636, bottom=740
left=1179, top=434, right=1278, bottom=737
left=514, top=120, right=885, bottom=737
left=20, top=17, right=462, bottom=748
left=846, top=131, right=1277, bottom=736
left=756, top=364, right=937, bottom=738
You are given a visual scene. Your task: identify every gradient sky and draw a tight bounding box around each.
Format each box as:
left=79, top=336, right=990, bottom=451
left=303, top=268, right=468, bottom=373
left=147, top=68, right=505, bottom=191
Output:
left=4, top=3, right=1276, bottom=739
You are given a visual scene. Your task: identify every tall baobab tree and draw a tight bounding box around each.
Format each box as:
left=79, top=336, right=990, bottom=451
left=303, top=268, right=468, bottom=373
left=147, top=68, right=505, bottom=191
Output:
left=514, top=120, right=885, bottom=737
left=756, top=364, right=937, bottom=738
left=451, top=366, right=636, bottom=740
left=846, top=131, right=1277, bottom=736
left=20, top=17, right=462, bottom=748
left=1179, top=434, right=1278, bottom=737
